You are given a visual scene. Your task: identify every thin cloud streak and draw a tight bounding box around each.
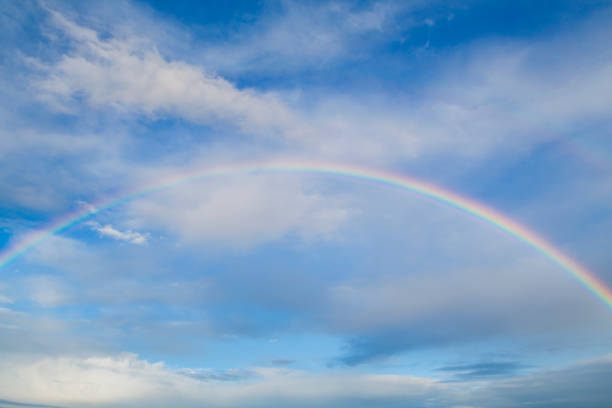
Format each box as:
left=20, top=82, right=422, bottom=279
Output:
left=87, top=221, right=148, bottom=245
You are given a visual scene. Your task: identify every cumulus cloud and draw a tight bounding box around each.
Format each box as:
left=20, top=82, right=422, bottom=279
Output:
left=87, top=221, right=148, bottom=245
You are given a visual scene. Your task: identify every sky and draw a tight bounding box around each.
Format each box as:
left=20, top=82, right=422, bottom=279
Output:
left=1, top=0, right=612, bottom=407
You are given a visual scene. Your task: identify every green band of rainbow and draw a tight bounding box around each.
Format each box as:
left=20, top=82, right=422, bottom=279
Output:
left=1, top=161, right=611, bottom=310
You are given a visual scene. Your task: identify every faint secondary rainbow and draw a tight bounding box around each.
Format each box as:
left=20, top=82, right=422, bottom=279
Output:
left=1, top=160, right=611, bottom=311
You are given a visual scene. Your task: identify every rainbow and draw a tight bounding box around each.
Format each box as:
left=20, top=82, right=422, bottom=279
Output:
left=1, top=161, right=611, bottom=310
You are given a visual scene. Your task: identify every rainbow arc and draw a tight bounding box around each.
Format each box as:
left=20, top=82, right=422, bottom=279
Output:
left=1, top=161, right=611, bottom=311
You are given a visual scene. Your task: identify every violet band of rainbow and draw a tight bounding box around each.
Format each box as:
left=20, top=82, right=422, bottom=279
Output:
left=1, top=161, right=611, bottom=311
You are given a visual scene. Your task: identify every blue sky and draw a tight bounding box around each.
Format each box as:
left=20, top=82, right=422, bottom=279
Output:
left=1, top=0, right=612, bottom=407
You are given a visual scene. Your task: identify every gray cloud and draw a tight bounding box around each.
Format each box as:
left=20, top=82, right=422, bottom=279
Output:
left=177, top=368, right=256, bottom=382
left=0, top=399, right=65, bottom=408
left=470, top=356, right=612, bottom=408
left=437, top=361, right=528, bottom=380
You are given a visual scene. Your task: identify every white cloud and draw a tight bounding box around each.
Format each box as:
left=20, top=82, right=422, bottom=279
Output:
left=32, top=5, right=612, bottom=168
left=129, top=174, right=353, bottom=250
left=87, top=221, right=148, bottom=245
left=36, top=7, right=303, bottom=141
left=0, top=352, right=442, bottom=407
left=0, top=352, right=611, bottom=408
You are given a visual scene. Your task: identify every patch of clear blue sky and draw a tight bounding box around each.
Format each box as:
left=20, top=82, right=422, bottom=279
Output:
left=142, top=0, right=607, bottom=46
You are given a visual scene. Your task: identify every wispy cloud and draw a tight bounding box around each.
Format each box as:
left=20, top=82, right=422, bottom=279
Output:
left=31, top=4, right=612, bottom=168
left=87, top=221, right=148, bottom=245
left=177, top=367, right=256, bottom=382
left=437, top=361, right=528, bottom=380
left=36, top=7, right=302, bottom=141
left=198, top=1, right=411, bottom=74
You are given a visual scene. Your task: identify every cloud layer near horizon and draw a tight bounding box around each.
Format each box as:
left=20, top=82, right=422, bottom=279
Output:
left=1, top=352, right=612, bottom=408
